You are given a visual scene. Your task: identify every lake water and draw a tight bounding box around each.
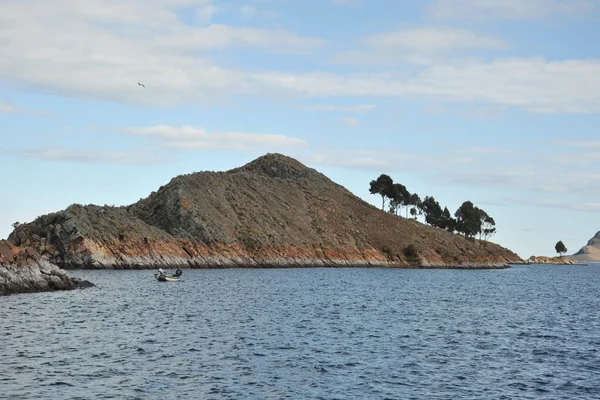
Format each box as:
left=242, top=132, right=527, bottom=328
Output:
left=2, top=264, right=600, bottom=399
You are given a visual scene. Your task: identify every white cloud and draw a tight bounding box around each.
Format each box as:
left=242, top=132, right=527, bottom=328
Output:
left=240, top=5, right=257, bottom=18
left=155, top=25, right=326, bottom=53
left=429, top=0, right=596, bottom=20
left=549, top=140, right=600, bottom=165
left=253, top=58, right=600, bottom=114
left=507, top=198, right=600, bottom=213
left=1, top=1, right=599, bottom=114
left=0, top=0, right=325, bottom=106
left=458, top=105, right=506, bottom=120
left=5, top=124, right=308, bottom=163
left=450, top=146, right=521, bottom=156
left=330, top=27, right=508, bottom=66
left=196, top=4, right=218, bottom=22
left=300, top=104, right=375, bottom=112
left=362, top=27, right=507, bottom=54
left=0, top=102, right=16, bottom=113
left=0, top=100, right=51, bottom=116
left=303, top=141, right=600, bottom=200
left=125, top=125, right=308, bottom=150
left=302, top=150, right=412, bottom=171
left=434, top=157, right=600, bottom=195
left=554, top=140, right=600, bottom=148
left=340, top=116, right=359, bottom=126
left=554, top=152, right=600, bottom=165
left=12, top=148, right=172, bottom=165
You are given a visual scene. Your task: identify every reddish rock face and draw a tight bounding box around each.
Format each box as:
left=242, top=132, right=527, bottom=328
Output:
left=0, top=240, right=17, bottom=264
left=7, top=153, right=523, bottom=269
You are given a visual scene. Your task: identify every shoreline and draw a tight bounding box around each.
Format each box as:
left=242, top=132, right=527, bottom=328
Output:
left=58, top=260, right=512, bottom=270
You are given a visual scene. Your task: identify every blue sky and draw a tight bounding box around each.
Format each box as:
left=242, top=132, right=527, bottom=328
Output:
left=1, top=0, right=600, bottom=258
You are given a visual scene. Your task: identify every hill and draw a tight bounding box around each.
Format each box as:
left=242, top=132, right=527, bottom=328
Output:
left=568, top=231, right=600, bottom=262
left=8, top=153, right=522, bottom=269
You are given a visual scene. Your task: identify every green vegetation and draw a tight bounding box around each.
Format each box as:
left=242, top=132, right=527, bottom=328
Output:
left=368, top=174, right=497, bottom=240
left=369, top=174, right=393, bottom=211
left=555, top=240, right=567, bottom=256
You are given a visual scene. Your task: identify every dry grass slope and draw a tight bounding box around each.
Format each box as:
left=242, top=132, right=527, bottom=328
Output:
left=8, top=153, right=522, bottom=268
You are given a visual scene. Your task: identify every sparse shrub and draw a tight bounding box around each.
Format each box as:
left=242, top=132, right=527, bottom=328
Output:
left=404, top=244, right=419, bottom=260
left=435, top=247, right=453, bottom=259
left=381, top=246, right=395, bottom=260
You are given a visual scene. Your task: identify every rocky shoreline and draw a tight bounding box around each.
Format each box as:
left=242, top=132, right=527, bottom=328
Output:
left=35, top=238, right=517, bottom=270
left=0, top=258, right=94, bottom=296
left=513, top=255, right=578, bottom=265
left=0, top=240, right=94, bottom=296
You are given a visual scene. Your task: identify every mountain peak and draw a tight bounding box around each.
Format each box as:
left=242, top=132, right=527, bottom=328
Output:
left=231, top=153, right=317, bottom=180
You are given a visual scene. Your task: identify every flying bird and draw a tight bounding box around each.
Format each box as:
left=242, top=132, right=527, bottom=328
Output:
left=137, top=82, right=145, bottom=87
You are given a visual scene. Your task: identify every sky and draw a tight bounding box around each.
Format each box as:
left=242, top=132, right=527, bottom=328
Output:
left=1, top=0, right=599, bottom=259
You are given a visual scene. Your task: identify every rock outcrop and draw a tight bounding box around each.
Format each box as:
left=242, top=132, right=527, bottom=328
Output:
left=7, top=153, right=523, bottom=269
left=525, top=255, right=576, bottom=265
left=0, top=240, right=93, bottom=296
left=568, top=231, right=600, bottom=262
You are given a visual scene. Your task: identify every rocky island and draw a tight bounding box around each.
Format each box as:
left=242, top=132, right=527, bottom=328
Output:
left=524, top=256, right=576, bottom=265
left=3, top=153, right=523, bottom=294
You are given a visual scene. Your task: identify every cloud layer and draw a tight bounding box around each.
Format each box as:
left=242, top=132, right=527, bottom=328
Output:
left=126, top=125, right=308, bottom=150
left=429, top=0, right=597, bottom=20
left=1, top=1, right=599, bottom=113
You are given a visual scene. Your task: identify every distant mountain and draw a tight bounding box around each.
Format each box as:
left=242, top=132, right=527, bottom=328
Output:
left=8, top=153, right=522, bottom=269
left=569, top=231, right=600, bottom=262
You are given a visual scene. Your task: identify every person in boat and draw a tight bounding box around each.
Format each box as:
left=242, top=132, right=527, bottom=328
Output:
left=158, top=268, right=166, bottom=278
left=175, top=269, right=182, bottom=277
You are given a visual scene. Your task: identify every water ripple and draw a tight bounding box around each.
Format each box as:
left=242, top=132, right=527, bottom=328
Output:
left=1, top=265, right=600, bottom=399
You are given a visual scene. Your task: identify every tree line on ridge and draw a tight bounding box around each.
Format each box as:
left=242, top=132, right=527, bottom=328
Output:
left=369, top=174, right=497, bottom=240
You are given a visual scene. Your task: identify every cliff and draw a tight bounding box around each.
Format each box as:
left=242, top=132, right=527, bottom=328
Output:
left=7, top=153, right=523, bottom=269
left=0, top=240, right=93, bottom=296
left=568, top=231, right=600, bottom=262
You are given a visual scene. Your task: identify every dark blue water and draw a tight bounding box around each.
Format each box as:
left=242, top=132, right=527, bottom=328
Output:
left=2, top=264, right=600, bottom=399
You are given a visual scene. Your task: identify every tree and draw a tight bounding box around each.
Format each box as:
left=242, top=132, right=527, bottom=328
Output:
left=421, top=196, right=444, bottom=228
left=441, top=207, right=456, bottom=232
left=11, top=222, right=20, bottom=229
left=555, top=240, right=567, bottom=256
left=482, top=215, right=496, bottom=241
left=402, top=189, right=414, bottom=218
left=409, top=207, right=418, bottom=219
left=388, top=183, right=410, bottom=216
left=369, top=174, right=393, bottom=211
left=408, top=193, right=423, bottom=220
left=454, top=201, right=481, bottom=238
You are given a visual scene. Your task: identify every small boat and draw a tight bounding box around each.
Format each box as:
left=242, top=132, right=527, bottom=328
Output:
left=155, top=268, right=183, bottom=282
